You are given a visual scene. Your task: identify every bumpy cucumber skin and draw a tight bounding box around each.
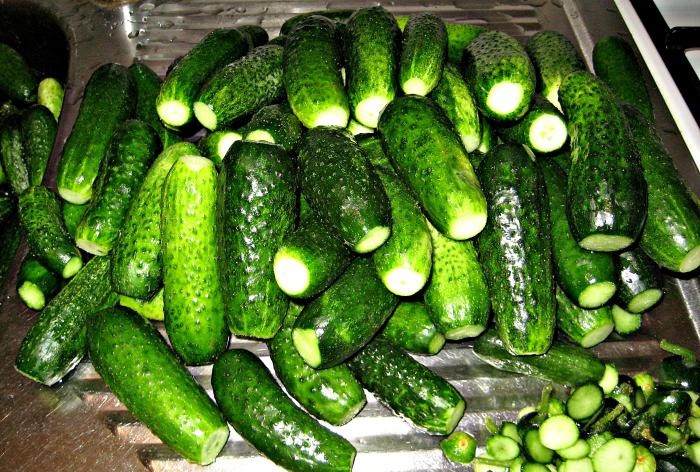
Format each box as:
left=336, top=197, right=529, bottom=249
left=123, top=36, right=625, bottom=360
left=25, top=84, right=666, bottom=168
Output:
left=0, top=114, right=29, bottom=195
left=61, top=201, right=87, bottom=240
left=497, top=95, right=567, bottom=153
left=293, top=257, right=399, bottom=369
left=615, top=247, right=663, bottom=311
left=560, top=71, right=647, bottom=250
left=75, top=119, right=161, bottom=255
left=245, top=102, right=302, bottom=152
left=0, top=43, right=37, bottom=103
left=161, top=155, right=229, bottom=365
left=344, top=6, right=400, bottom=128
left=212, top=349, right=357, bottom=472
left=57, top=63, right=136, bottom=204
left=377, top=95, right=486, bottom=240
left=195, top=44, right=285, bottom=130
left=476, top=143, right=555, bottom=355
left=280, top=9, right=355, bottom=35
left=21, top=104, right=57, bottom=187
left=111, top=142, right=200, bottom=300
left=381, top=301, right=444, bottom=355
left=17, top=255, right=60, bottom=309
left=463, top=30, right=536, bottom=121
left=237, top=24, right=269, bottom=48
left=349, top=337, right=465, bottom=435
left=555, top=287, right=613, bottom=348
left=298, top=127, right=390, bottom=251
left=15, top=256, right=114, bottom=386
left=218, top=141, right=296, bottom=339
left=19, top=185, right=82, bottom=278
left=283, top=16, right=349, bottom=128
left=197, top=130, right=242, bottom=166
left=87, top=307, right=229, bottom=465
left=399, top=13, right=447, bottom=96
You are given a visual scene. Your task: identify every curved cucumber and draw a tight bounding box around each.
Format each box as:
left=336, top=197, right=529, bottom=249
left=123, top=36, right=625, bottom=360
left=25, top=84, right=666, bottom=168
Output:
left=399, top=13, right=447, bottom=96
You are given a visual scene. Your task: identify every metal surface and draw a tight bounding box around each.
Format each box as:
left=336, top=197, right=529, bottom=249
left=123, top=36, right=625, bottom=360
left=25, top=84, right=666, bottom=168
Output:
left=1, top=1, right=699, bottom=471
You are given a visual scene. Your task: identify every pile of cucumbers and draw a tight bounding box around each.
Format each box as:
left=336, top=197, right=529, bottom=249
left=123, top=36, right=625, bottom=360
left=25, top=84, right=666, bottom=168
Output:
left=2, top=5, right=700, bottom=472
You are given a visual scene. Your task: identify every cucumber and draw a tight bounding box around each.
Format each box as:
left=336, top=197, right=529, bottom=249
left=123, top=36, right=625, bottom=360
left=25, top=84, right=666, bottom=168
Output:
left=560, top=71, right=647, bottom=252
left=292, top=257, right=398, bottom=369
left=344, top=6, right=399, bottom=128
left=616, top=247, right=663, bottom=313
left=476, top=143, right=555, bottom=355
left=497, top=95, right=568, bottom=154
left=118, top=287, right=164, bottom=321
left=593, top=36, right=653, bottom=120
left=0, top=210, right=21, bottom=290
left=283, top=15, right=349, bottom=128
left=16, top=255, right=60, bottom=311
left=61, top=201, right=87, bottom=240
left=161, top=155, right=228, bottom=365
left=623, top=105, right=700, bottom=273
left=346, top=118, right=373, bottom=136
left=237, top=24, right=269, bottom=49
left=377, top=95, right=486, bottom=240
left=15, top=256, right=114, bottom=386
left=56, top=63, right=136, bottom=204
left=430, top=62, right=481, bottom=152
left=197, top=129, right=242, bottom=166
left=217, top=140, right=296, bottom=339
left=87, top=307, right=229, bottom=465
left=37, top=77, right=64, bottom=121
left=556, top=287, right=614, bottom=348
left=476, top=115, right=495, bottom=155
left=280, top=9, right=355, bottom=35
left=463, top=30, right=536, bottom=121
left=21, top=104, right=57, bottom=187
left=424, top=221, right=490, bottom=340
left=111, top=142, right=200, bottom=299
left=539, top=158, right=617, bottom=309
left=591, top=438, right=636, bottom=472
left=298, top=127, right=390, bottom=253
left=19, top=185, right=83, bottom=279
left=395, top=17, right=486, bottom=65
left=0, top=188, right=13, bottom=223
left=525, top=30, right=584, bottom=111
left=349, top=337, right=465, bottom=435
left=194, top=44, right=284, bottom=131
left=381, top=301, right=445, bottom=355
left=243, top=102, right=302, bottom=152
left=611, top=304, right=643, bottom=336
left=0, top=43, right=37, bottom=103
left=440, top=431, right=478, bottom=464
left=212, top=349, right=357, bottom=472
left=156, top=28, right=248, bottom=128
left=75, top=119, right=160, bottom=256
left=399, top=13, right=447, bottom=96
left=0, top=114, right=29, bottom=195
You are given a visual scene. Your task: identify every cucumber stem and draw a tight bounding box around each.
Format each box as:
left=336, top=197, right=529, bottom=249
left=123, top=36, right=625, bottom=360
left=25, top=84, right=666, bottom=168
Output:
left=660, top=339, right=697, bottom=367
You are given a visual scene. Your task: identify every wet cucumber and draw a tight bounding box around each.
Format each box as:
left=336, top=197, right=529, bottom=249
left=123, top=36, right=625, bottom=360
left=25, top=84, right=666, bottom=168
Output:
left=0, top=43, right=37, bottom=103
left=21, top=104, right=57, bottom=187
left=197, top=129, right=242, bottom=166
left=244, top=102, right=302, bottom=152
left=496, top=95, right=568, bottom=154
left=381, top=301, right=445, bottom=355
left=61, top=201, right=88, bottom=240
left=0, top=114, right=29, bottom=195
left=37, top=77, right=64, bottom=121
left=128, top=62, right=180, bottom=148
left=399, top=13, right=447, bottom=96
left=556, top=287, right=614, bottom=348
left=395, top=17, right=486, bottom=65
left=16, top=255, right=60, bottom=311
left=615, top=247, right=664, bottom=314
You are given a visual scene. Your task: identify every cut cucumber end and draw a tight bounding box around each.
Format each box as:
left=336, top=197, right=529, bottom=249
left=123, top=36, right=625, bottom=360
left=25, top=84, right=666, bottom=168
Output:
left=335, top=397, right=368, bottom=426
left=159, top=99, right=192, bottom=128
left=245, top=129, right=275, bottom=144
left=461, top=133, right=481, bottom=154
left=179, top=154, right=213, bottom=171
left=428, top=333, right=446, bottom=355
left=197, top=425, right=230, bottom=465
left=401, top=78, right=429, bottom=97
left=57, top=186, right=90, bottom=205
left=347, top=119, right=374, bottom=136
left=193, top=101, right=217, bottom=131
left=578, top=234, right=634, bottom=252
left=580, top=323, right=615, bottom=348
left=382, top=266, right=427, bottom=297
left=486, top=81, right=524, bottom=118
left=591, top=438, right=636, bottom=472
left=628, top=288, right=663, bottom=313
left=292, top=327, right=322, bottom=368
left=545, top=87, right=562, bottom=112
left=273, top=251, right=311, bottom=297
left=612, top=305, right=642, bottom=335
left=312, top=106, right=350, bottom=128
left=598, top=363, right=619, bottom=395
left=76, top=236, right=109, bottom=256
left=18, top=281, right=46, bottom=310
left=448, top=211, right=488, bottom=240
left=539, top=414, right=579, bottom=450
left=443, top=399, right=466, bottom=435
left=578, top=281, right=617, bottom=308
left=62, top=256, right=84, bottom=279
left=679, top=245, right=700, bottom=273
left=217, top=132, right=243, bottom=159
left=529, top=114, right=568, bottom=153
left=355, top=95, right=391, bottom=129
left=354, top=226, right=391, bottom=254
left=445, top=324, right=486, bottom=340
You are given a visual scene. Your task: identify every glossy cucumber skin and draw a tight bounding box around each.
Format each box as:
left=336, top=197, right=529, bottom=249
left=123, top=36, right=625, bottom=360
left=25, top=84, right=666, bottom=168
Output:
left=161, top=155, right=229, bottom=365
left=615, top=247, right=663, bottom=311
left=61, top=201, right=88, bottom=240
left=555, top=286, right=613, bottom=348
left=75, top=119, right=161, bottom=256
left=381, top=301, right=444, bottom=355
left=244, top=102, right=302, bottom=152
left=0, top=114, right=29, bottom=195
left=17, top=255, right=60, bottom=309
left=476, top=143, right=555, bottom=355
left=57, top=63, right=136, bottom=204
left=128, top=62, right=180, bottom=148
left=496, top=95, right=567, bottom=153
left=111, top=142, right=200, bottom=300
left=15, top=256, right=115, bottom=386
left=0, top=43, right=37, bottom=103
left=280, top=9, right=355, bottom=35
left=212, top=349, right=357, bottom=472
left=237, top=24, right=269, bottom=49
left=217, top=140, right=296, bottom=339
left=87, top=307, right=229, bottom=465
left=399, top=13, right=447, bottom=96
left=21, top=104, right=57, bottom=187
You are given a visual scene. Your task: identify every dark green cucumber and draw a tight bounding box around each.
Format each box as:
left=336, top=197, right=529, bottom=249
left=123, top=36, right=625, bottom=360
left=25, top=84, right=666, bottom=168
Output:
left=197, top=129, right=242, bottom=166
left=16, top=255, right=60, bottom=311
left=15, top=255, right=114, bottom=386
left=0, top=187, right=13, bottom=223
left=128, top=62, right=180, bottom=149
left=349, top=337, right=465, bottom=435
left=560, top=71, right=647, bottom=252
left=237, top=24, right=269, bottom=49
left=344, top=6, right=400, bottom=128
left=399, top=13, right=447, bottom=96
left=395, top=17, right=486, bottom=65
left=593, top=36, right=653, bottom=120
left=292, top=257, right=398, bottom=369
left=19, top=185, right=82, bottom=279
left=194, top=44, right=284, bottom=131
left=212, top=349, right=356, bottom=472
left=217, top=140, right=296, bottom=339
left=381, top=301, right=445, bottom=355
left=472, top=329, right=606, bottom=387
left=539, top=158, right=617, bottom=309
left=298, top=127, right=390, bottom=253
left=87, top=307, right=229, bottom=465
left=497, top=95, right=568, bottom=154
left=75, top=119, right=160, bottom=256
left=0, top=43, right=37, bottom=103
left=463, top=30, right=536, bottom=121
left=161, top=155, right=228, bottom=365
left=0, top=114, right=29, bottom=195
left=623, top=105, right=700, bottom=273
left=378, top=95, right=486, bottom=240
left=118, top=287, right=164, bottom=321
left=477, top=143, right=555, bottom=355
left=61, top=201, right=87, bottom=240
left=273, top=214, right=353, bottom=299
left=283, top=15, right=349, bottom=128
left=281, top=9, right=354, bottom=35
left=56, top=63, right=136, bottom=204
left=616, top=247, right=663, bottom=313
left=37, top=77, right=64, bottom=121
left=243, top=102, right=302, bottom=152
left=525, top=30, right=584, bottom=111
left=268, top=308, right=366, bottom=426
left=0, top=209, right=21, bottom=290
left=430, top=62, right=481, bottom=152
left=21, top=105, right=57, bottom=187
left=556, top=286, right=614, bottom=348
left=425, top=221, right=490, bottom=340
left=111, top=142, right=200, bottom=299
left=441, top=431, right=478, bottom=464
left=156, top=28, right=248, bottom=128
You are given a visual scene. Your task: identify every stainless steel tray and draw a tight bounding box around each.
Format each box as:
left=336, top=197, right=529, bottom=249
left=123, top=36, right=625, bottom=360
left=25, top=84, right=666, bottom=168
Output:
left=1, top=1, right=699, bottom=471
